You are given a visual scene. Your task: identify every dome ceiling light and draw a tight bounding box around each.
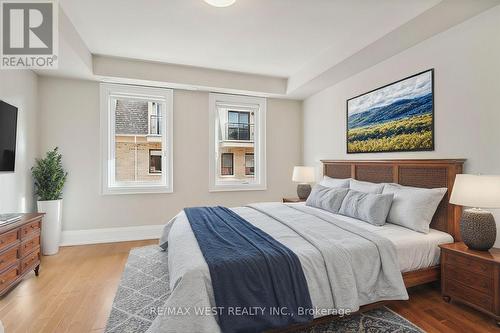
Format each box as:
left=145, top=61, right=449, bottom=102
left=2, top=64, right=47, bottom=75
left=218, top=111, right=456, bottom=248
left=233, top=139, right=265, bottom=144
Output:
left=204, top=0, right=236, bottom=8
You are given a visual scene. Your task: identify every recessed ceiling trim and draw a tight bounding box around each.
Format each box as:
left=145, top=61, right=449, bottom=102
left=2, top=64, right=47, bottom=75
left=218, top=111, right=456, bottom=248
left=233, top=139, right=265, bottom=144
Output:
left=92, top=55, right=289, bottom=97
left=287, top=0, right=500, bottom=98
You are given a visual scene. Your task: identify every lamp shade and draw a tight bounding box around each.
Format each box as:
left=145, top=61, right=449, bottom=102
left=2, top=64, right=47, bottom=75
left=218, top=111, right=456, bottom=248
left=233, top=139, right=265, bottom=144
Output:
left=450, top=174, right=500, bottom=208
left=292, top=166, right=315, bottom=183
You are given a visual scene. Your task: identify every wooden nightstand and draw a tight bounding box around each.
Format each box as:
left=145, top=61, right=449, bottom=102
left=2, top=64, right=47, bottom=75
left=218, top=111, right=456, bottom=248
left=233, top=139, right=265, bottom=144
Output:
left=440, top=242, right=500, bottom=326
left=282, top=197, right=306, bottom=203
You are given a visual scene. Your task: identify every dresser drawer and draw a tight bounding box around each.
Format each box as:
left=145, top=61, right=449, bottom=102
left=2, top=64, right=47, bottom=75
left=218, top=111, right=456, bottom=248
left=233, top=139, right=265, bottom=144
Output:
left=19, top=236, right=40, bottom=258
left=444, top=278, right=494, bottom=312
left=444, top=264, right=493, bottom=294
left=21, top=249, right=40, bottom=274
left=0, top=263, right=19, bottom=293
left=0, top=229, right=19, bottom=252
left=20, top=221, right=40, bottom=240
left=0, top=247, right=18, bottom=272
left=444, top=252, right=492, bottom=276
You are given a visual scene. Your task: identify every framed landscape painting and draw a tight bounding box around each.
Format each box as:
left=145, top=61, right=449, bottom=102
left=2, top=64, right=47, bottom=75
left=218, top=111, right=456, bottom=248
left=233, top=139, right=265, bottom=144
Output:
left=346, top=69, right=434, bottom=153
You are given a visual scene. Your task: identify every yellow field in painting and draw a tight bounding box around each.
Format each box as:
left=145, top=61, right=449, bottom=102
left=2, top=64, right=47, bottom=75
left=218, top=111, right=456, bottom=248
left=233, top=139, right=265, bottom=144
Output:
left=347, top=113, right=433, bottom=152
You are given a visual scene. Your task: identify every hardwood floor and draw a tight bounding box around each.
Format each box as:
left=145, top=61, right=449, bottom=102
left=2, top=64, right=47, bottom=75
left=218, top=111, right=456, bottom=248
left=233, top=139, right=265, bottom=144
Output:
left=0, top=240, right=157, bottom=333
left=0, top=240, right=498, bottom=333
left=388, top=284, right=500, bottom=333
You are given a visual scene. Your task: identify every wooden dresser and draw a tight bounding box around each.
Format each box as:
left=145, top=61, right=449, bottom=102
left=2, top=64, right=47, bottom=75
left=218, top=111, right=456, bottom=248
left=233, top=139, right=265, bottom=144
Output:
left=0, top=213, right=43, bottom=297
left=440, top=242, right=500, bottom=326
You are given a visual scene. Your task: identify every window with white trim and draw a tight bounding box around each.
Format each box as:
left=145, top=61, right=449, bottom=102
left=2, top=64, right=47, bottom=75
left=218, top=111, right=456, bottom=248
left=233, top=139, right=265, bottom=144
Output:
left=209, top=93, right=266, bottom=191
left=100, top=83, right=173, bottom=194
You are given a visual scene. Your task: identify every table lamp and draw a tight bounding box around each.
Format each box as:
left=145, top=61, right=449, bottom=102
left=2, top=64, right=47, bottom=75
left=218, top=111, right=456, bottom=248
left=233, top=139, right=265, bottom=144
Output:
left=292, top=166, right=315, bottom=200
left=450, top=174, right=500, bottom=250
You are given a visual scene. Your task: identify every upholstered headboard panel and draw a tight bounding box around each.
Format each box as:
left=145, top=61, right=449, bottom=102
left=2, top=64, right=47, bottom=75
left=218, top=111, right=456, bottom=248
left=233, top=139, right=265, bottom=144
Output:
left=321, top=159, right=465, bottom=240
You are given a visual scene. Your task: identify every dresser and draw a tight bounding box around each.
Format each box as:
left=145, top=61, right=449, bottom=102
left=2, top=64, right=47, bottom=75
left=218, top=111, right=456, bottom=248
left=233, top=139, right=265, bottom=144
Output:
left=0, top=213, right=43, bottom=297
left=440, top=242, right=500, bottom=326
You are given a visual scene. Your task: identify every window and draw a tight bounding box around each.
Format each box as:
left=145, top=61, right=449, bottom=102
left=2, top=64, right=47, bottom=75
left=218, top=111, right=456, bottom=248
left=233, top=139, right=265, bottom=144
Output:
left=245, top=153, right=254, bottom=175
left=209, top=93, right=266, bottom=191
left=227, top=111, right=251, bottom=140
left=149, top=102, right=161, bottom=135
left=100, top=83, right=173, bottom=194
left=221, top=153, right=234, bottom=175
left=149, top=149, right=162, bottom=174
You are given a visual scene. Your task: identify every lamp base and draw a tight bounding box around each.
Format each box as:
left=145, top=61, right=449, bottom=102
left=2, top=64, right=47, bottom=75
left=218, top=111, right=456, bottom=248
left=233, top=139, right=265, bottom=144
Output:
left=460, top=209, right=497, bottom=251
left=296, top=184, right=311, bottom=200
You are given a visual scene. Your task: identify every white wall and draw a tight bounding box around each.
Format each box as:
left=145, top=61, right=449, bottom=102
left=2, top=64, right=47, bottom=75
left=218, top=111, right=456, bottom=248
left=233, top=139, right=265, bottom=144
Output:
left=38, top=77, right=302, bottom=232
left=303, top=6, right=500, bottom=246
left=0, top=71, right=38, bottom=213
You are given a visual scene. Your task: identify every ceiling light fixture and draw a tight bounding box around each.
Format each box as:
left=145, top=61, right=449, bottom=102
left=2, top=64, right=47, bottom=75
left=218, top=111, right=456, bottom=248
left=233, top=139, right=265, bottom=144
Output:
left=204, top=0, right=236, bottom=7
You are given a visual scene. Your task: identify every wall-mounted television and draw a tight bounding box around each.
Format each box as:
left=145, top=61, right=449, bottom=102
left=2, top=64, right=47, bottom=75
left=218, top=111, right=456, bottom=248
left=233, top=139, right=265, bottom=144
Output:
left=0, top=100, right=18, bottom=172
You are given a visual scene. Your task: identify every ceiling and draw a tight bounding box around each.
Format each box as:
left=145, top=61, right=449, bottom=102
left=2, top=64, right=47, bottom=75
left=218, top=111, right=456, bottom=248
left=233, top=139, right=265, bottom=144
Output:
left=59, top=0, right=441, bottom=77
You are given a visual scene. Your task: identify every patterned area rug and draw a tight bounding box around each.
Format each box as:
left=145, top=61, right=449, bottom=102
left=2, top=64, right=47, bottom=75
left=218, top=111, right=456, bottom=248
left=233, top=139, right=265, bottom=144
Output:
left=105, top=245, right=424, bottom=333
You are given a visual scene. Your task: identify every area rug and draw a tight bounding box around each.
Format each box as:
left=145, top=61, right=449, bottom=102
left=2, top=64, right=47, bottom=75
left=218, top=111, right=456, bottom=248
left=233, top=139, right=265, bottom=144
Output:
left=105, top=245, right=424, bottom=333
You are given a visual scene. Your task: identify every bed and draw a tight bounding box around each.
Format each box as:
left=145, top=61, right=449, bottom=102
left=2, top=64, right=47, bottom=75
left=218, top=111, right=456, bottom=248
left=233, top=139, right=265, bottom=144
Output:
left=322, top=159, right=464, bottom=288
left=148, top=159, right=465, bottom=333
left=289, top=203, right=454, bottom=273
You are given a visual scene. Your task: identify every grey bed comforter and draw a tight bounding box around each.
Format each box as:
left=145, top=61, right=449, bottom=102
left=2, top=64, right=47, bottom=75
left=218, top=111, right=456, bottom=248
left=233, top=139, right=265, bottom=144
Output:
left=148, top=202, right=408, bottom=333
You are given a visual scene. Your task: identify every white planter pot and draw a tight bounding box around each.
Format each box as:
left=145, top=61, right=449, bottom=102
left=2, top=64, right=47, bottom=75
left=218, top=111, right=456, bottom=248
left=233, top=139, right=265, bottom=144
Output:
left=37, top=199, right=63, bottom=255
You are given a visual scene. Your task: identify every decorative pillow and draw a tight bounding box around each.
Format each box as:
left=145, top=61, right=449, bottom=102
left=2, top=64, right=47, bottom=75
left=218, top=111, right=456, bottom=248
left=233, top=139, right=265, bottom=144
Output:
left=382, top=183, right=447, bottom=233
left=339, top=189, right=394, bottom=226
left=319, top=176, right=350, bottom=189
left=306, top=185, right=350, bottom=214
left=349, top=179, right=385, bottom=194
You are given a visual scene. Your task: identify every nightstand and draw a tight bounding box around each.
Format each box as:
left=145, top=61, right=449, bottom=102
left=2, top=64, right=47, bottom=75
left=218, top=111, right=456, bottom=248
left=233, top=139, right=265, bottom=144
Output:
left=440, top=242, right=500, bottom=326
left=282, top=197, right=306, bottom=203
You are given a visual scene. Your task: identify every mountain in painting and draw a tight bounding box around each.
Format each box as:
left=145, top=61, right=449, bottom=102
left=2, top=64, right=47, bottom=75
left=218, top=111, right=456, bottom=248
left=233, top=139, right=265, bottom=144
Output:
left=348, top=93, right=432, bottom=129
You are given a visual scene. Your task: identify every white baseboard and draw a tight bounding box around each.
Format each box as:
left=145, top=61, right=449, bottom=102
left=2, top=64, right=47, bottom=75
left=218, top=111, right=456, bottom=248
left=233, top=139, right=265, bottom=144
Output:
left=60, top=225, right=163, bottom=246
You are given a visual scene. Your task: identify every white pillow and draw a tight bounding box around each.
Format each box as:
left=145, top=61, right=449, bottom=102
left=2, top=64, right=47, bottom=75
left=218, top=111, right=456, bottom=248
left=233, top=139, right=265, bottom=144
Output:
left=349, top=179, right=384, bottom=194
left=339, top=190, right=394, bottom=226
left=306, top=185, right=350, bottom=214
left=319, top=176, right=350, bottom=188
left=383, top=183, right=447, bottom=233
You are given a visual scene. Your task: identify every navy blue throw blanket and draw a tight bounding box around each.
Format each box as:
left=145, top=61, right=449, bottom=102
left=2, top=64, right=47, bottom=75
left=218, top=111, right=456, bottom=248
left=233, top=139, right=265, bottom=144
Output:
left=184, top=206, right=313, bottom=333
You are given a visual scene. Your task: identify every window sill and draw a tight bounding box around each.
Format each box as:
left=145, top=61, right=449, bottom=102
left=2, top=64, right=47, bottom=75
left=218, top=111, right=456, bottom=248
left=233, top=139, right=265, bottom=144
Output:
left=102, top=186, right=173, bottom=195
left=208, top=185, right=267, bottom=192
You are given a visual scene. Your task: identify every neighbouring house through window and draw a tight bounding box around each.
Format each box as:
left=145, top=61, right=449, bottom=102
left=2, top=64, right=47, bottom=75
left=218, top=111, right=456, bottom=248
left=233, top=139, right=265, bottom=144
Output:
left=100, top=83, right=173, bottom=194
left=209, top=93, right=266, bottom=191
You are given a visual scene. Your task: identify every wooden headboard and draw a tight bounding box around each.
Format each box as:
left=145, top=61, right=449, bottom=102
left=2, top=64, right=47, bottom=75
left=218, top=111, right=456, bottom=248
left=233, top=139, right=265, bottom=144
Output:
left=321, top=159, right=465, bottom=241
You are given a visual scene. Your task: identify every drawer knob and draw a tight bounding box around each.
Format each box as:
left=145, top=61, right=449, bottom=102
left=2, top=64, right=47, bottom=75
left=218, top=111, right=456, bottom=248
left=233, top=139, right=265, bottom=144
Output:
left=0, top=259, right=3, bottom=264
left=0, top=240, right=4, bottom=244
left=0, top=279, right=5, bottom=284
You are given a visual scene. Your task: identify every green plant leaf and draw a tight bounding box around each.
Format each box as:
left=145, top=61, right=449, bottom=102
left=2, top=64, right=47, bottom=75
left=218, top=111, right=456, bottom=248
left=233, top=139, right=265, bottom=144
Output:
left=31, top=147, right=68, bottom=201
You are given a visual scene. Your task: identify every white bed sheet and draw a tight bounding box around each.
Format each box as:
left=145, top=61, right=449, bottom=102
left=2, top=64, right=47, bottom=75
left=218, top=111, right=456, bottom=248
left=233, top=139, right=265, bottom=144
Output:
left=291, top=203, right=454, bottom=273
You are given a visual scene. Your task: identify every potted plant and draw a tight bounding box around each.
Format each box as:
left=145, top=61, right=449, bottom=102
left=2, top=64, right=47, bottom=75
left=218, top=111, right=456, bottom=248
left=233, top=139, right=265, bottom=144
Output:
left=32, top=147, right=68, bottom=255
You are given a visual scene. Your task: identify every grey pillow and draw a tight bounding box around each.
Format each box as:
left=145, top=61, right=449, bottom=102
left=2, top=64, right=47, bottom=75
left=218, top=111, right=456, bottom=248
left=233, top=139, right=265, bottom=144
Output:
left=383, top=183, right=447, bottom=233
left=319, top=176, right=350, bottom=188
left=306, top=185, right=350, bottom=214
left=339, top=189, right=394, bottom=226
left=349, top=179, right=385, bottom=194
